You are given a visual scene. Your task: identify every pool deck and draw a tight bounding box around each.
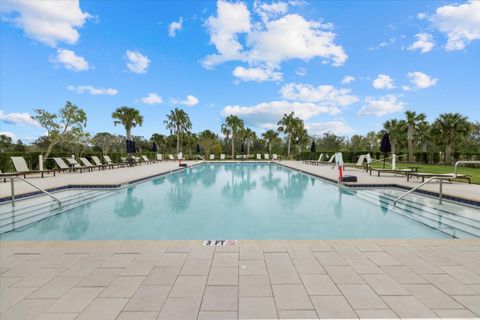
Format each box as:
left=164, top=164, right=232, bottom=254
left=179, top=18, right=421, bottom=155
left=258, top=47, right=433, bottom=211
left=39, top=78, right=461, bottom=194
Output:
left=1, top=239, right=480, bottom=319
left=2, top=160, right=479, bottom=203
left=2, top=160, right=480, bottom=319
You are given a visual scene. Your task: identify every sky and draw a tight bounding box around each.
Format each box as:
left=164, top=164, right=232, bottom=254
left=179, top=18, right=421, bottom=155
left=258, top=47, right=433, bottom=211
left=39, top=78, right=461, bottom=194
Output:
left=0, top=0, right=479, bottom=143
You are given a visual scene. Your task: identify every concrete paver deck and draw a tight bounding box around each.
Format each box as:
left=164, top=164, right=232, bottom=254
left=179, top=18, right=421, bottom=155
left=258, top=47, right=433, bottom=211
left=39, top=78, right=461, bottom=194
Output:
left=1, top=240, right=480, bottom=319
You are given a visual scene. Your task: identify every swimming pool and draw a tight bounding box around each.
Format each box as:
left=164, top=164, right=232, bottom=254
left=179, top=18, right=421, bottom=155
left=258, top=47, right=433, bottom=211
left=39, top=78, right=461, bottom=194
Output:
left=2, top=163, right=477, bottom=240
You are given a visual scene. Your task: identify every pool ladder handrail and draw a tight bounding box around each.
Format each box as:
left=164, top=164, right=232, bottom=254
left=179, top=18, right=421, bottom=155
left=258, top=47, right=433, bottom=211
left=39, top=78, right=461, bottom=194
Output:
left=9, top=177, right=62, bottom=208
left=393, top=177, right=449, bottom=206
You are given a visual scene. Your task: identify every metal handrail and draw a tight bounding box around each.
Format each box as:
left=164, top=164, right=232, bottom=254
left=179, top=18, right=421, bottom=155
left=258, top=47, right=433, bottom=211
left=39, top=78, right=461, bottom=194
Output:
left=455, top=160, right=480, bottom=176
left=393, top=177, right=436, bottom=206
left=9, top=177, right=62, bottom=208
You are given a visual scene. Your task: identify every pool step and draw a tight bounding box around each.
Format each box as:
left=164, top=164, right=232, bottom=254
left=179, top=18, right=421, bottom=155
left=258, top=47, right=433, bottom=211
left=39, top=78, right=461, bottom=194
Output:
left=354, top=189, right=480, bottom=239
left=0, top=190, right=114, bottom=234
left=0, top=190, right=101, bottom=216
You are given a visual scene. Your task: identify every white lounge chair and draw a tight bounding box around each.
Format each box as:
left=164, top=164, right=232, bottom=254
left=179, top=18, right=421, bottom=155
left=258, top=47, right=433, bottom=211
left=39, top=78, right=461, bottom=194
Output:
left=256, top=154, right=261, bottom=160
left=10, top=156, right=56, bottom=178
left=156, top=154, right=163, bottom=161
left=141, top=155, right=153, bottom=163
left=79, top=157, right=101, bottom=169
left=66, top=158, right=94, bottom=171
left=168, top=154, right=175, bottom=161
left=264, top=154, right=269, bottom=160
left=272, top=154, right=278, bottom=160
left=91, top=156, right=103, bottom=166
left=177, top=153, right=184, bottom=161
left=209, top=154, right=215, bottom=160
left=220, top=154, right=226, bottom=160
left=53, top=157, right=71, bottom=171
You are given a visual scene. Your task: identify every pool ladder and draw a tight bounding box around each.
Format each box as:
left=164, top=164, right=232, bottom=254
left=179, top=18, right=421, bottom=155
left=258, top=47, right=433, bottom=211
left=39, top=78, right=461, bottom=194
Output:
left=8, top=177, right=62, bottom=208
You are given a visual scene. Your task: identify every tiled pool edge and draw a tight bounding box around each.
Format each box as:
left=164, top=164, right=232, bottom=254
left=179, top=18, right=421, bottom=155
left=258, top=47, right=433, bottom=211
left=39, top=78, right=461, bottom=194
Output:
left=2, top=161, right=479, bottom=208
left=276, top=162, right=480, bottom=207
left=0, top=164, right=200, bottom=204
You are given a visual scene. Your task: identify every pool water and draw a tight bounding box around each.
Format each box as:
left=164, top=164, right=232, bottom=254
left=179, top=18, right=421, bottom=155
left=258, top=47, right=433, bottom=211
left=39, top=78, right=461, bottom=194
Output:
left=2, top=163, right=450, bottom=240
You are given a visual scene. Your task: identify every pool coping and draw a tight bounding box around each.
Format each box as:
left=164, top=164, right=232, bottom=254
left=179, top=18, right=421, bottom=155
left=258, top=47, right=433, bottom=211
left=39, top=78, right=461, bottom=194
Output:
left=1, top=161, right=479, bottom=208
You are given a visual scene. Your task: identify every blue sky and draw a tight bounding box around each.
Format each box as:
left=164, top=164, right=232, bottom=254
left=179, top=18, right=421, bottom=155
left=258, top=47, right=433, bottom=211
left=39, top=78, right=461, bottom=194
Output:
left=1, top=0, right=479, bottom=143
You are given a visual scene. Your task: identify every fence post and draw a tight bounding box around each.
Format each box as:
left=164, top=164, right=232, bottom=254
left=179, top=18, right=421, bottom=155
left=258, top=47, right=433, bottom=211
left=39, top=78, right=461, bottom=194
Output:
left=10, top=178, right=15, bottom=207
left=439, top=179, right=443, bottom=205
left=39, top=155, right=43, bottom=171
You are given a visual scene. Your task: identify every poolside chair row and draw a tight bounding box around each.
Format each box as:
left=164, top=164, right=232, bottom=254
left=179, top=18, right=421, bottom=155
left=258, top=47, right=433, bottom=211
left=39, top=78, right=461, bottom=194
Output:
left=208, top=154, right=279, bottom=160
left=304, top=153, right=335, bottom=166
left=368, top=167, right=472, bottom=184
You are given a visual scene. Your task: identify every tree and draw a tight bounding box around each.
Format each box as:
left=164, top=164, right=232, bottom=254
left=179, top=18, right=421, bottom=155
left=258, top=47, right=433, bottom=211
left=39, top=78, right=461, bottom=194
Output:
left=164, top=108, right=192, bottom=154
left=63, top=129, right=91, bottom=157
left=382, top=119, right=406, bottom=155
left=241, top=128, right=256, bottom=158
left=112, top=106, right=143, bottom=141
left=262, top=129, right=279, bottom=154
left=431, top=113, right=471, bottom=164
left=183, top=132, right=197, bottom=158
left=405, top=111, right=426, bottom=163
left=290, top=117, right=307, bottom=156
left=222, top=115, right=244, bottom=159
left=150, top=133, right=166, bottom=153
left=0, top=134, right=13, bottom=151
left=416, top=122, right=431, bottom=153
left=198, top=130, right=220, bottom=156
left=33, top=101, right=87, bottom=161
left=277, top=112, right=297, bottom=157
left=91, top=132, right=118, bottom=155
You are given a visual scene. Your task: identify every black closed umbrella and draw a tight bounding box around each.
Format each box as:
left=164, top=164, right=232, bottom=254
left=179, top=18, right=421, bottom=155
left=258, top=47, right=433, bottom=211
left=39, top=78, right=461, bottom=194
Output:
left=126, top=139, right=134, bottom=153
left=310, top=141, right=316, bottom=153
left=152, top=142, right=158, bottom=152
left=379, top=133, right=392, bottom=168
left=196, top=144, right=200, bottom=154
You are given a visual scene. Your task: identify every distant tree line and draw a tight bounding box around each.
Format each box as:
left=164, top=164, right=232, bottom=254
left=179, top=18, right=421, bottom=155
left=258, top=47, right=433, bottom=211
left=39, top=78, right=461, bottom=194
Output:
left=1, top=101, right=479, bottom=165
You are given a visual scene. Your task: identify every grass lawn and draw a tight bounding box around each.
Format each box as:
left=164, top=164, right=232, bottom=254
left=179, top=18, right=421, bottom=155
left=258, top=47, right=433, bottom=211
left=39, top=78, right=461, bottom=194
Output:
left=369, top=162, right=480, bottom=184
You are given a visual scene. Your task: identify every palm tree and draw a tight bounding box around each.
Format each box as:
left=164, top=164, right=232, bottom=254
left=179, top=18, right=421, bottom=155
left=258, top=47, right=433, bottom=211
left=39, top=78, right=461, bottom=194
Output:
left=277, top=112, right=297, bottom=157
left=405, top=111, right=426, bottom=163
left=262, top=129, right=279, bottom=154
left=382, top=119, right=406, bottom=155
left=183, top=132, right=197, bottom=158
left=416, top=121, right=430, bottom=153
left=112, top=106, right=143, bottom=141
left=241, top=128, right=256, bottom=158
left=222, top=115, right=244, bottom=159
left=291, top=118, right=307, bottom=156
left=164, top=108, right=192, bottom=154
left=432, top=113, right=471, bottom=164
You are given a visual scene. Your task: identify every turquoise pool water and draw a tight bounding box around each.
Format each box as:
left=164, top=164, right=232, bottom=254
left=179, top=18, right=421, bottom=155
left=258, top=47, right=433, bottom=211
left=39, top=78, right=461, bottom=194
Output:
left=2, top=163, right=450, bottom=240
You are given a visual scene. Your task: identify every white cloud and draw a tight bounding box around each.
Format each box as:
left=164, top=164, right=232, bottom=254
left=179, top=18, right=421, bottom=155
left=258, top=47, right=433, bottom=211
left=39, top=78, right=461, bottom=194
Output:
left=67, top=85, right=118, bottom=95
left=0, top=110, right=41, bottom=127
left=233, top=66, right=282, bottom=82
left=140, top=92, right=163, bottom=105
left=202, top=1, right=347, bottom=73
left=407, top=71, right=438, bottom=89
left=358, top=95, right=406, bottom=116
left=173, top=95, right=199, bottom=107
left=341, top=75, right=355, bottom=84
left=0, top=131, right=16, bottom=140
left=52, top=49, right=89, bottom=71
left=431, top=0, right=480, bottom=50
left=126, top=50, right=150, bottom=74
left=168, top=17, right=183, bottom=37
left=0, top=0, right=91, bottom=47
left=372, top=74, right=395, bottom=89
left=280, top=83, right=358, bottom=108
left=254, top=0, right=289, bottom=23
left=408, top=33, right=434, bottom=53
left=306, top=121, right=354, bottom=135
left=202, top=1, right=251, bottom=68
left=222, top=100, right=333, bottom=129
left=369, top=37, right=396, bottom=50
left=417, top=13, right=427, bottom=20
left=247, top=14, right=347, bottom=67
left=295, top=67, right=306, bottom=76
